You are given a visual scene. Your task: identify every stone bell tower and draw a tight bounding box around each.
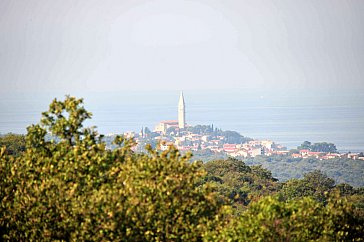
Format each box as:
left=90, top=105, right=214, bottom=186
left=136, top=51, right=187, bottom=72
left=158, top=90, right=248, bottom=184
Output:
left=178, top=91, right=185, bottom=129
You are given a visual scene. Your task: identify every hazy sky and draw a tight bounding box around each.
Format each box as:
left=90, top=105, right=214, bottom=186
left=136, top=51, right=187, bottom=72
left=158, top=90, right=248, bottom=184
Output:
left=0, top=0, right=363, bottom=92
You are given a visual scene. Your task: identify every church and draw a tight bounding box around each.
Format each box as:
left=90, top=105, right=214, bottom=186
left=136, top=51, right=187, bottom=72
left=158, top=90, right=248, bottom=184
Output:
left=154, top=92, right=186, bottom=134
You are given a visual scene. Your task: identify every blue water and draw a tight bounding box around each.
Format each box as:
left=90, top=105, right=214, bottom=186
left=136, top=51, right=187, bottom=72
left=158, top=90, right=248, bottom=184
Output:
left=1, top=89, right=363, bottom=152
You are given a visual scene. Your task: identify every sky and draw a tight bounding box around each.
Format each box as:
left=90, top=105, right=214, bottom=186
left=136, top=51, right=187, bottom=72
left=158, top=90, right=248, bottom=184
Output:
left=0, top=0, right=363, bottom=92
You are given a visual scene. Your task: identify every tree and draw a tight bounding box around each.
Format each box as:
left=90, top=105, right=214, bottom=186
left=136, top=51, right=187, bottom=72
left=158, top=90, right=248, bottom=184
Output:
left=335, top=183, right=355, bottom=196
left=206, top=195, right=364, bottom=241
left=144, top=126, right=151, bottom=135
left=0, top=96, right=225, bottom=241
left=166, top=126, right=177, bottom=135
left=297, top=141, right=337, bottom=153
left=203, top=159, right=279, bottom=210
left=297, top=140, right=311, bottom=150
left=0, top=133, right=26, bottom=156
left=280, top=170, right=335, bottom=202
left=40, top=96, right=93, bottom=145
left=311, top=142, right=337, bottom=153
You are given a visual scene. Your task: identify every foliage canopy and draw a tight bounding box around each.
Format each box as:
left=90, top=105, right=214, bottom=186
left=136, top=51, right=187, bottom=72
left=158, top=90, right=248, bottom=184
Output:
left=0, top=96, right=224, bottom=241
left=0, top=96, right=363, bottom=241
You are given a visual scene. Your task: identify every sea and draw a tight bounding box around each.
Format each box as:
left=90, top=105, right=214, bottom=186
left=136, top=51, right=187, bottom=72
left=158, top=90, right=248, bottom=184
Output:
left=1, top=89, right=363, bottom=152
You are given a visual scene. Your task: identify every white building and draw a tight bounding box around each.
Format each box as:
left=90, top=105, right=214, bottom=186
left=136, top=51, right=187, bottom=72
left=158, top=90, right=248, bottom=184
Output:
left=178, top=91, right=186, bottom=129
left=154, top=92, right=187, bottom=133
left=154, top=120, right=179, bottom=134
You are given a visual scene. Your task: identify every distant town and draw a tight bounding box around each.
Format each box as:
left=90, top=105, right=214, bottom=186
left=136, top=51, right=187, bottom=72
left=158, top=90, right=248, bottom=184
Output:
left=103, top=92, right=364, bottom=161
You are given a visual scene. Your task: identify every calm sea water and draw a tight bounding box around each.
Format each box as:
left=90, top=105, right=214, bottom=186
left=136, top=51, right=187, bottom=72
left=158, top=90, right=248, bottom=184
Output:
left=1, top=89, right=363, bottom=152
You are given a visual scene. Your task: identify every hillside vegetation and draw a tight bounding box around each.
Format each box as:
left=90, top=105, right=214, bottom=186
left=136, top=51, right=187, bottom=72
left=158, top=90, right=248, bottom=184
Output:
left=1, top=96, right=363, bottom=241
left=189, top=152, right=364, bottom=188
left=244, top=155, right=364, bottom=187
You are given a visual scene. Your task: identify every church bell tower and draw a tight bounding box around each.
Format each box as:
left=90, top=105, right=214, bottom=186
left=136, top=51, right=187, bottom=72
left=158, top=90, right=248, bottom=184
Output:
left=178, top=91, right=185, bottom=129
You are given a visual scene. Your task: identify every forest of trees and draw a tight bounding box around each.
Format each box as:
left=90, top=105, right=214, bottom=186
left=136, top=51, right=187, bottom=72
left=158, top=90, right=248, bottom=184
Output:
left=297, top=141, right=337, bottom=153
left=243, top=154, right=364, bottom=188
left=191, top=148, right=364, bottom=188
left=1, top=96, right=363, bottom=241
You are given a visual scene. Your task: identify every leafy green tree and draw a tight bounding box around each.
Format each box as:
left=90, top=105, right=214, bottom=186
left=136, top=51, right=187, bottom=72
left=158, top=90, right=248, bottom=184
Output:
left=335, top=184, right=364, bottom=218
left=311, top=142, right=337, bottom=153
left=191, top=149, right=227, bottom=162
left=280, top=170, right=335, bottom=202
left=203, top=158, right=280, bottom=211
left=297, top=140, right=311, bottom=150
left=335, top=183, right=355, bottom=196
left=297, top=141, right=337, bottom=153
left=0, top=133, right=26, bottom=156
left=0, top=96, right=225, bottom=241
left=242, top=154, right=364, bottom=187
left=40, top=96, right=93, bottom=145
left=206, top=195, right=364, bottom=241
left=144, top=126, right=151, bottom=135
left=186, top=125, right=213, bottom=135
left=166, top=126, right=177, bottom=135
left=222, top=131, right=250, bottom=144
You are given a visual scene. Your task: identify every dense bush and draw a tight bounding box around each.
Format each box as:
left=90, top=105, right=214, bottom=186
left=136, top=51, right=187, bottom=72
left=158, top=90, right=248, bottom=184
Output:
left=207, top=195, right=363, bottom=241
left=0, top=133, right=26, bottom=156
left=279, top=170, right=335, bottom=203
left=203, top=158, right=280, bottom=211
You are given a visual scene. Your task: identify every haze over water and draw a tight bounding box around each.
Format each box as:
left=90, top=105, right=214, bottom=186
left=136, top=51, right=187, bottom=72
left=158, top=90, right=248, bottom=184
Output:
left=1, top=1, right=364, bottom=152
left=1, top=89, right=363, bottom=152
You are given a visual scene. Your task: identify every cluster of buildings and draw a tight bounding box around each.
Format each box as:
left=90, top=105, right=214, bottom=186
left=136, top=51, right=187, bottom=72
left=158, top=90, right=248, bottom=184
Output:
left=131, top=92, right=287, bottom=157
left=220, top=140, right=288, bottom=158
left=291, top=149, right=364, bottom=160
left=145, top=92, right=285, bottom=157
left=110, top=92, right=363, bottom=161
left=157, top=134, right=285, bottom=158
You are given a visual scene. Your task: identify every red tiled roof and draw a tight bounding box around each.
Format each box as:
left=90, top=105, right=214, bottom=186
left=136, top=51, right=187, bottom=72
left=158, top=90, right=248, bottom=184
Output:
left=160, top=120, right=178, bottom=124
